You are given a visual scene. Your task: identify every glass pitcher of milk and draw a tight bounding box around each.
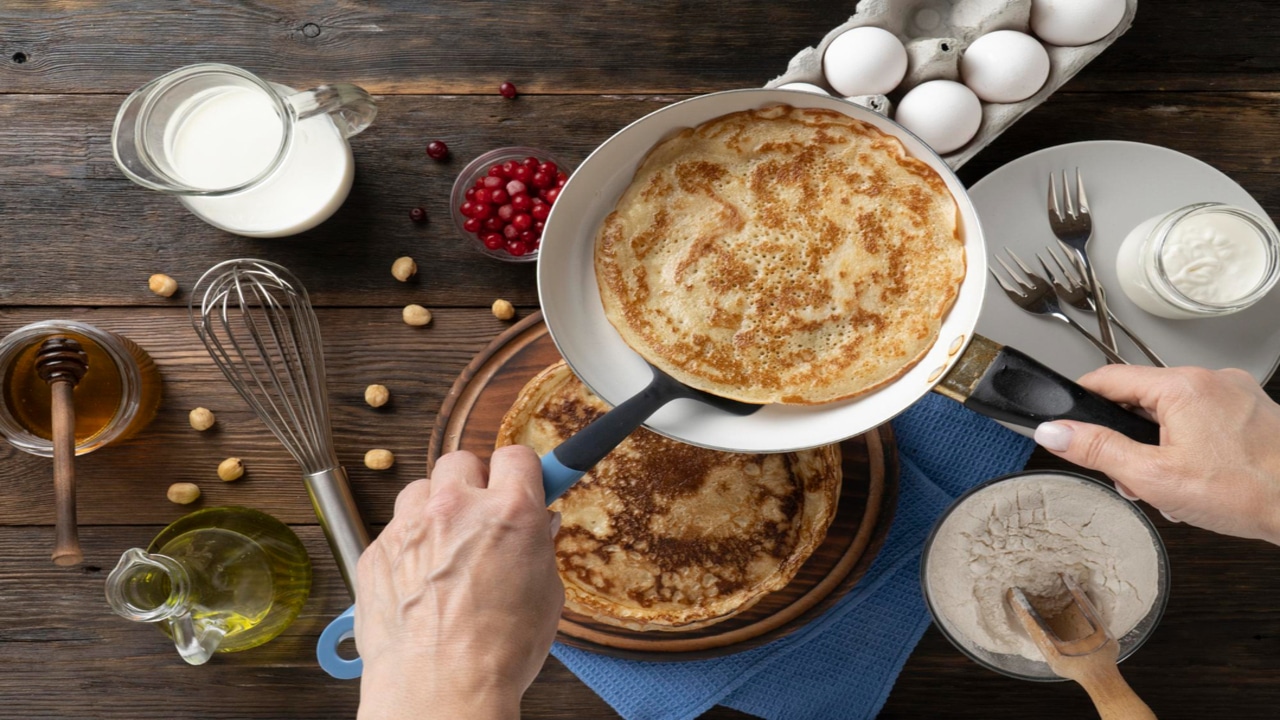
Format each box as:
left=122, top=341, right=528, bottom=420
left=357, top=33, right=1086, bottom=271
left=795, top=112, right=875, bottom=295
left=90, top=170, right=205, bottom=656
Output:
left=112, top=63, right=376, bottom=238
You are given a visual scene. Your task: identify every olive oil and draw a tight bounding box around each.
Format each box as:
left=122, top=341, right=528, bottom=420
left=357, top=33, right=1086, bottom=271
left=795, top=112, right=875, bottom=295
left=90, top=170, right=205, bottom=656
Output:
left=107, top=507, right=311, bottom=662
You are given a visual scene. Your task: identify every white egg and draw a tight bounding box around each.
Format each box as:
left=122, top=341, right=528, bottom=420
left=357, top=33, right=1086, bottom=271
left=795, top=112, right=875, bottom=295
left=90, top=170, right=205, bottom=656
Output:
left=776, top=82, right=830, bottom=96
left=823, top=26, right=908, bottom=97
left=961, top=31, right=1051, bottom=103
left=1031, top=0, right=1126, bottom=47
left=894, top=80, right=982, bottom=155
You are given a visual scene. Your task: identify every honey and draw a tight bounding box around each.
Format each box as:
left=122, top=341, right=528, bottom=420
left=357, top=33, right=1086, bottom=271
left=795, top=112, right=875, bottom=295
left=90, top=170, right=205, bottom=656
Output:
left=0, top=321, right=161, bottom=456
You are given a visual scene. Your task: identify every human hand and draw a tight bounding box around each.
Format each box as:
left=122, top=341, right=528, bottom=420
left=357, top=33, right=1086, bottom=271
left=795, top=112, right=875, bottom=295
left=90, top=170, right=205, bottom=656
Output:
left=1034, top=365, right=1280, bottom=545
left=355, top=445, right=564, bottom=720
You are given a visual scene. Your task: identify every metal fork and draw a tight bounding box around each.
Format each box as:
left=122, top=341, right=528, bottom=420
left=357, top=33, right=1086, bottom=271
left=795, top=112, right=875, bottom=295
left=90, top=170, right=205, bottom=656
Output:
left=1039, top=247, right=1168, bottom=367
left=1048, top=169, right=1118, bottom=353
left=990, top=249, right=1128, bottom=364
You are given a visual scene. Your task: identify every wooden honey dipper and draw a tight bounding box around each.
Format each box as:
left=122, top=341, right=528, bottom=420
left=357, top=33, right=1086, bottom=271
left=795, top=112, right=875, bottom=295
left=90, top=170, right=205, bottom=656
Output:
left=36, top=336, right=89, bottom=566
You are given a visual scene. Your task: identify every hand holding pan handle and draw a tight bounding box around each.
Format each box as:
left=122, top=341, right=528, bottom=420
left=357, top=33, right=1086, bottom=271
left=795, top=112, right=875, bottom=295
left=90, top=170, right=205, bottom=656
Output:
left=936, top=335, right=1160, bottom=445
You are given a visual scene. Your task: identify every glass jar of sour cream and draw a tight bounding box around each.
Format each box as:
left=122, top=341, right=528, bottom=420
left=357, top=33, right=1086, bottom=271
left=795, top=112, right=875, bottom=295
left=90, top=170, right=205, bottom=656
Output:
left=1115, top=203, right=1280, bottom=319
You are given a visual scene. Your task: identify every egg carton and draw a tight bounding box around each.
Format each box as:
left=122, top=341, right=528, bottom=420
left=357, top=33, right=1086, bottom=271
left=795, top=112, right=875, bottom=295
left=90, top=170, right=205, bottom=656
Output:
left=766, top=0, right=1138, bottom=169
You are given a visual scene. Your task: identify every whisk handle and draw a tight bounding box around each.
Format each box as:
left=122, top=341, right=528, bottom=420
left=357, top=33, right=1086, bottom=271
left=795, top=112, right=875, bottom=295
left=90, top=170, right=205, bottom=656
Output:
left=305, top=467, right=372, bottom=600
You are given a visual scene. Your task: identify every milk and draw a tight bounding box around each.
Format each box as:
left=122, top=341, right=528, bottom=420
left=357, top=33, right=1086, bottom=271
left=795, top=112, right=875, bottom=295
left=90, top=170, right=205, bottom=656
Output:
left=167, top=84, right=354, bottom=238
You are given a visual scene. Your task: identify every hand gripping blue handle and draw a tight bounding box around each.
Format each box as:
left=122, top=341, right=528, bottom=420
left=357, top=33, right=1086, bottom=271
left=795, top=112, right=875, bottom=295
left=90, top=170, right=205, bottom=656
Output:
left=316, top=604, right=361, bottom=679
left=317, top=453, right=583, bottom=680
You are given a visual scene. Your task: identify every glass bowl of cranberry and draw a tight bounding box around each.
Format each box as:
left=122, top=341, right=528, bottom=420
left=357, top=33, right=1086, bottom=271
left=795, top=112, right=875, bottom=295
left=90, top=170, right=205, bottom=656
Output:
left=451, top=146, right=571, bottom=262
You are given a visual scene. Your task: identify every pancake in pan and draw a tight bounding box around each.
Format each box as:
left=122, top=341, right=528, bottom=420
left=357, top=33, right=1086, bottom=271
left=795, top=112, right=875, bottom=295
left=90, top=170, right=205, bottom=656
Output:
left=595, top=103, right=965, bottom=404
left=496, top=361, right=842, bottom=631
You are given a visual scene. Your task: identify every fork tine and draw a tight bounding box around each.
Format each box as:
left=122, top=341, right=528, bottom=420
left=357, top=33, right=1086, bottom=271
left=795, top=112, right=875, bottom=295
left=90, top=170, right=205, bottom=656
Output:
left=1004, top=248, right=1037, bottom=277
left=1047, top=172, right=1061, bottom=221
left=1061, top=169, right=1075, bottom=218
left=994, top=255, right=1033, bottom=291
left=1047, top=244, right=1084, bottom=285
left=1074, top=168, right=1090, bottom=216
left=988, top=268, right=1022, bottom=296
left=1035, top=254, right=1060, bottom=286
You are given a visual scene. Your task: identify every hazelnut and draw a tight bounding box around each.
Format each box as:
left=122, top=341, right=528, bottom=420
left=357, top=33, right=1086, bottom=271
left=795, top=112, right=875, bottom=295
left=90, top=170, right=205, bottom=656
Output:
left=364, top=449, right=395, bottom=470
left=149, top=273, right=178, bottom=298
left=391, top=256, right=418, bottom=282
left=218, top=457, right=245, bottom=482
left=491, top=299, right=516, bottom=321
left=167, top=482, right=200, bottom=505
left=188, top=407, right=216, bottom=432
left=403, top=304, right=432, bottom=326
left=365, top=384, right=391, bottom=408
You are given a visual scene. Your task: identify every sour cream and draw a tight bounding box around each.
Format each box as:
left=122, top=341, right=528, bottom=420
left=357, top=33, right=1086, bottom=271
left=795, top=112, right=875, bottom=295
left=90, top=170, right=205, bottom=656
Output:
left=1116, top=203, right=1280, bottom=319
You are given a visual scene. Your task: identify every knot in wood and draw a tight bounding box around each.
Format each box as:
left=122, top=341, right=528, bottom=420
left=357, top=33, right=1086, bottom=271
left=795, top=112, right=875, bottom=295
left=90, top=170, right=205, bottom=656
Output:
left=35, top=336, right=89, bottom=386
left=302, top=22, right=321, bottom=38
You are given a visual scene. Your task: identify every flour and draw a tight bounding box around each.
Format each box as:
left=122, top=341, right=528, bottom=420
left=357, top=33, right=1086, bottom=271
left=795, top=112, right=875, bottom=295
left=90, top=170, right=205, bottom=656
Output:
left=925, top=473, right=1161, bottom=662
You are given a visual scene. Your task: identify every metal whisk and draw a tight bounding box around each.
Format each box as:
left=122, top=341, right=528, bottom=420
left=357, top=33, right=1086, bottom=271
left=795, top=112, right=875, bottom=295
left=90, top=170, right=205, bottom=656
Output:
left=190, top=259, right=370, bottom=599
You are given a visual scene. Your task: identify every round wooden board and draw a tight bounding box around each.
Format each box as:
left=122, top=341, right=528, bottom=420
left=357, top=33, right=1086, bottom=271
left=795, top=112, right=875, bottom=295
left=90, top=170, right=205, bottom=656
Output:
left=427, top=311, right=900, bottom=661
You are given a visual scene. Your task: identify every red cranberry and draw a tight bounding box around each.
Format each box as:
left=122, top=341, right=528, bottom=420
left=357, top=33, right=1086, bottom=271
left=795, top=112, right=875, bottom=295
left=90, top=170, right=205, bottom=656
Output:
left=499, top=81, right=518, bottom=99
left=543, top=187, right=561, bottom=204
left=474, top=177, right=486, bottom=188
left=484, top=216, right=505, bottom=231
left=503, top=224, right=520, bottom=240
left=506, top=239, right=529, bottom=256
left=459, top=201, right=475, bottom=217
left=487, top=165, right=504, bottom=178
left=490, top=188, right=509, bottom=205
left=524, top=156, right=540, bottom=168
left=426, top=140, right=449, bottom=160
left=500, top=160, right=519, bottom=177
left=512, top=213, right=533, bottom=231
left=520, top=230, right=537, bottom=244
left=534, top=220, right=545, bottom=233
left=557, top=171, right=568, bottom=184
left=483, top=175, right=504, bottom=190
left=531, top=203, right=550, bottom=221
left=498, top=204, right=516, bottom=222
left=474, top=188, right=491, bottom=205
left=465, top=187, right=477, bottom=201
left=463, top=217, right=482, bottom=233
left=512, top=165, right=531, bottom=183
left=506, top=180, right=527, bottom=196
left=511, top=193, right=532, bottom=211
left=482, top=232, right=504, bottom=250
left=538, top=161, right=558, bottom=177
left=410, top=207, right=427, bottom=222
left=472, top=202, right=493, bottom=220
left=531, top=171, right=553, bottom=189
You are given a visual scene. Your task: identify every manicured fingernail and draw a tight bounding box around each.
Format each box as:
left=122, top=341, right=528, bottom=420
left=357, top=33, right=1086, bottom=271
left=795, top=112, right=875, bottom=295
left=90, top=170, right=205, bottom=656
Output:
left=1160, top=509, right=1181, bottom=524
left=1034, top=422, right=1073, bottom=452
left=549, top=511, right=562, bottom=538
left=1115, top=482, right=1140, bottom=501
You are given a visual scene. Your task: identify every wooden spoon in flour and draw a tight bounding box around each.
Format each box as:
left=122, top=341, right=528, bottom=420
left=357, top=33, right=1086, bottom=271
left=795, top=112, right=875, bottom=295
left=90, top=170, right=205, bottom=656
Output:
left=1007, top=574, right=1156, bottom=720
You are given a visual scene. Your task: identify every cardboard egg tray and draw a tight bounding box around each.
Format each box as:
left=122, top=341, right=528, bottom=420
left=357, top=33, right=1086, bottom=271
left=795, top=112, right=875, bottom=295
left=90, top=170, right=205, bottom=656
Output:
left=766, top=0, right=1139, bottom=169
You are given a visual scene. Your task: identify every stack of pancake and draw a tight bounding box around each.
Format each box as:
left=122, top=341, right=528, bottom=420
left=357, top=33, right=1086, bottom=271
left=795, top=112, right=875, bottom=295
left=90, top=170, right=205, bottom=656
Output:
left=497, top=362, right=841, bottom=631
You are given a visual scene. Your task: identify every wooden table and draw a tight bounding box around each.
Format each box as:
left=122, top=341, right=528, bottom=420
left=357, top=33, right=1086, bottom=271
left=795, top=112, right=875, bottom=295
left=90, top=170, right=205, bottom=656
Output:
left=1, top=1, right=1277, bottom=717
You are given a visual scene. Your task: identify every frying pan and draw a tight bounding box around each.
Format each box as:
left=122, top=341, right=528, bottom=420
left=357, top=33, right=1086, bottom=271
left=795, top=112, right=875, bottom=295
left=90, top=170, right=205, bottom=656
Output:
left=537, top=88, right=1157, bottom=453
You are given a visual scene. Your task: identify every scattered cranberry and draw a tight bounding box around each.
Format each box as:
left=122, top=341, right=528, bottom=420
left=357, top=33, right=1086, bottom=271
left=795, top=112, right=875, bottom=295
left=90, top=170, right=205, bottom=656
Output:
left=458, top=151, right=567, bottom=258
left=410, top=207, right=427, bottom=222
left=426, top=140, right=450, bottom=160
left=499, top=81, right=518, bottom=99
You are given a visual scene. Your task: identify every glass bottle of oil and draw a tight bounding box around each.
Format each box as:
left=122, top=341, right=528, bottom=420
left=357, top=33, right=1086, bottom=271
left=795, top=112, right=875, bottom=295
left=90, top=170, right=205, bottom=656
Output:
left=105, top=506, right=311, bottom=665
left=0, top=320, right=162, bottom=456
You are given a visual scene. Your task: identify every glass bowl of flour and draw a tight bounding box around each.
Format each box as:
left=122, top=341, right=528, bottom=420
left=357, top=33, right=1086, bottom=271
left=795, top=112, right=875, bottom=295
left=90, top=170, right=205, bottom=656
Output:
left=920, top=471, right=1169, bottom=681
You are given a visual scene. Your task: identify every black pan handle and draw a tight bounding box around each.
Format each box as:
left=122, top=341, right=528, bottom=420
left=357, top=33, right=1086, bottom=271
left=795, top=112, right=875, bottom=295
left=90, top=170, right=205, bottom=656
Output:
left=963, top=345, right=1160, bottom=445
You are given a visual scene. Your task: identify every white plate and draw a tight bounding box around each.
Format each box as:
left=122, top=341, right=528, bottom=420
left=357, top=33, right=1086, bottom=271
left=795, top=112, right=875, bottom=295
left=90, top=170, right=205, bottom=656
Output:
left=538, top=89, right=988, bottom=454
left=971, top=141, right=1280, bottom=396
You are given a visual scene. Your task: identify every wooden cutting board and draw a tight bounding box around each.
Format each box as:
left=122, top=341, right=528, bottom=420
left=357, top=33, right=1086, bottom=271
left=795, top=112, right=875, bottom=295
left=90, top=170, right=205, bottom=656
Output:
left=427, top=311, right=899, bottom=660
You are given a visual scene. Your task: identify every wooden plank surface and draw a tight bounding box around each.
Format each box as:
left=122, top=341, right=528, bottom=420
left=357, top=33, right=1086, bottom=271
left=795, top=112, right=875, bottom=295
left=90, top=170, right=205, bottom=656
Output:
left=2, top=0, right=1280, bottom=718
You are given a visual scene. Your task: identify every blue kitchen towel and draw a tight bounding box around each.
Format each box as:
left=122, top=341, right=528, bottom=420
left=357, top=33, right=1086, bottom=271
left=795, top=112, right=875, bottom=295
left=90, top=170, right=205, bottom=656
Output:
left=551, top=394, right=1037, bottom=720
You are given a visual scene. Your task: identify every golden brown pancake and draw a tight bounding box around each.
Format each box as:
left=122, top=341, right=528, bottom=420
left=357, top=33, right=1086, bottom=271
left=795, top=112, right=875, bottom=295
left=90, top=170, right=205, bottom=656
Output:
left=595, top=104, right=965, bottom=404
left=496, top=361, right=842, bottom=631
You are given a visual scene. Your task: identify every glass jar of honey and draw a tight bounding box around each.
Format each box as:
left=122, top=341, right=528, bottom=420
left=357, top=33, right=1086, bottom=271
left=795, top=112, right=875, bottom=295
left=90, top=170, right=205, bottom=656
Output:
left=0, top=320, right=162, bottom=456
